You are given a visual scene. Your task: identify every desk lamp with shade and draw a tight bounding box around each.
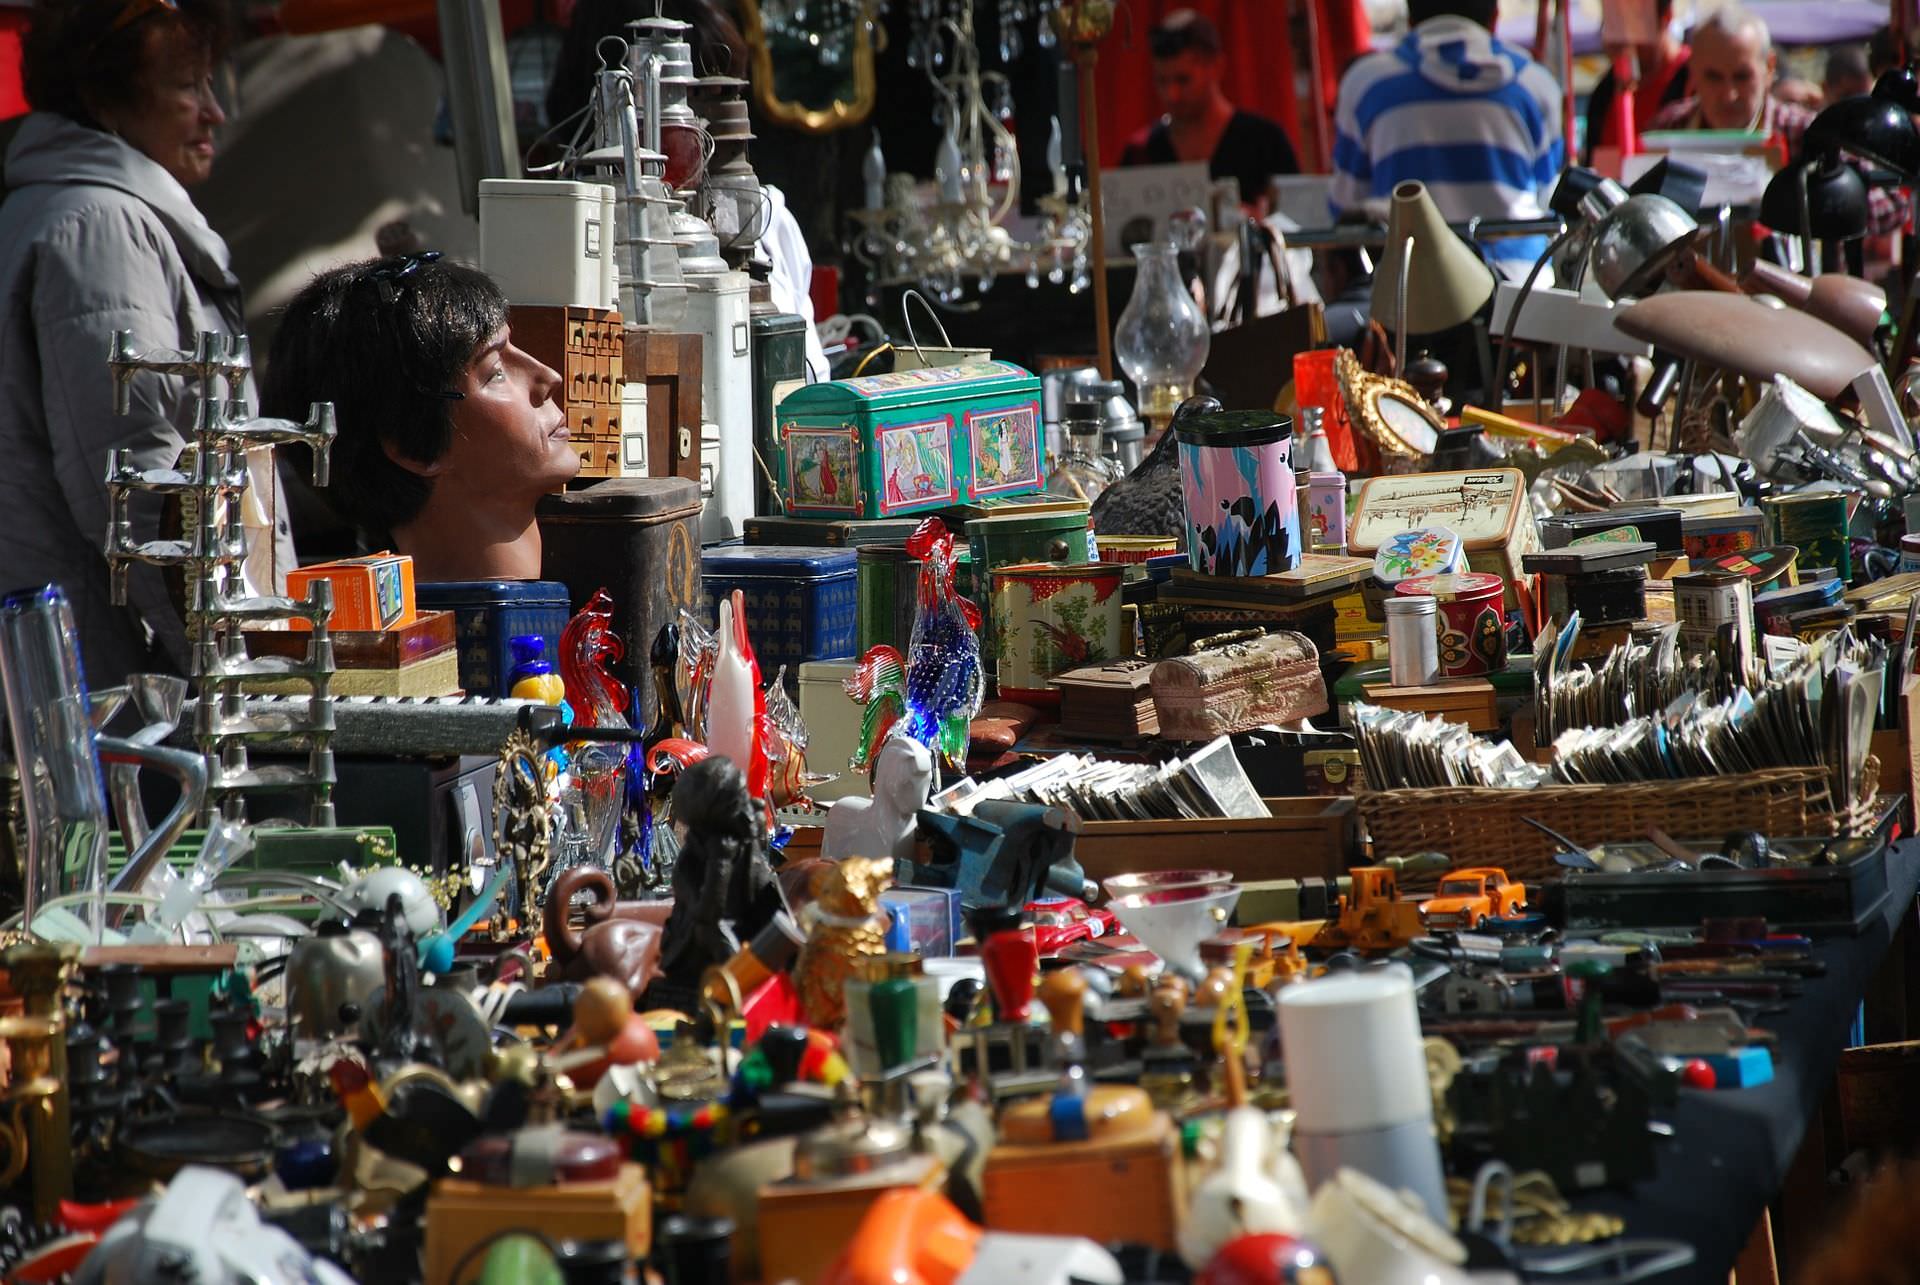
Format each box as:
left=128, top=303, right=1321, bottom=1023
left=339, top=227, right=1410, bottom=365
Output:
left=1368, top=180, right=1496, bottom=384
left=1487, top=168, right=1698, bottom=411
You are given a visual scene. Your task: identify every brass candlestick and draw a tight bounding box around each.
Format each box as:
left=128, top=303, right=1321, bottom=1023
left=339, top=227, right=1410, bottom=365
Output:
left=0, top=942, right=79, bottom=1222
left=1054, top=0, right=1117, bottom=380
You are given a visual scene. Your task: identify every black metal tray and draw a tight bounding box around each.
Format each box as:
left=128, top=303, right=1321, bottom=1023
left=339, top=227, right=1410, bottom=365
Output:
left=1560, top=801, right=1901, bottom=935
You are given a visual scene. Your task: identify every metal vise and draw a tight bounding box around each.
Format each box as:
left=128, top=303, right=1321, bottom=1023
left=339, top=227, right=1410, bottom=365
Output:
left=910, top=800, right=1093, bottom=911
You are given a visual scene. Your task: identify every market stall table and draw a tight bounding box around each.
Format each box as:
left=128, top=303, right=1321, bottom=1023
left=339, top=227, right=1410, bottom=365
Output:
left=1576, top=837, right=1920, bottom=1283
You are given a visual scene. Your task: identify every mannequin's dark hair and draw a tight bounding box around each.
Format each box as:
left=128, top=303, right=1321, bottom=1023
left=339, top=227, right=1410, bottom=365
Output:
left=261, top=255, right=507, bottom=536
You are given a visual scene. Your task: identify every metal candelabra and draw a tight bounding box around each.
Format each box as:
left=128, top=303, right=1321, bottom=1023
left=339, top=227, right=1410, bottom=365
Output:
left=103, top=330, right=339, bottom=827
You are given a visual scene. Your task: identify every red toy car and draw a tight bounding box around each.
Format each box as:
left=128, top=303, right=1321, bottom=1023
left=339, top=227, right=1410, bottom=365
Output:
left=1025, top=897, right=1116, bottom=957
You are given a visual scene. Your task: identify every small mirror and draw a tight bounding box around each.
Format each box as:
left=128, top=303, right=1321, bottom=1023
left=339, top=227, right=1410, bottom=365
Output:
left=1336, top=349, right=1445, bottom=467
left=737, top=0, right=878, bottom=133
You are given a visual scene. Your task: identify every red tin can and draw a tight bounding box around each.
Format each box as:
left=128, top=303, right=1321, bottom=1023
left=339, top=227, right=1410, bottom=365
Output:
left=1395, top=571, right=1508, bottom=677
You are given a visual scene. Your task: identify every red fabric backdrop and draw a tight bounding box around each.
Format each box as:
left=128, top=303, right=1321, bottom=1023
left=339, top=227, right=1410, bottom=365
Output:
left=1090, top=0, right=1373, bottom=174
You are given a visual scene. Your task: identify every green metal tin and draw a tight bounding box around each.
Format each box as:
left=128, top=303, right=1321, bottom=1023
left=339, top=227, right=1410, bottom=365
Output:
left=965, top=502, right=1093, bottom=663
left=751, top=311, right=809, bottom=516
left=857, top=542, right=975, bottom=655
left=775, top=360, right=1044, bottom=520
left=1763, top=491, right=1852, bottom=581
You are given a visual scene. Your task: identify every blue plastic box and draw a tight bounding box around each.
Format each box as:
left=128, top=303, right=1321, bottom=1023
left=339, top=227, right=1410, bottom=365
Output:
left=416, top=579, right=572, bottom=697
left=701, top=545, right=858, bottom=673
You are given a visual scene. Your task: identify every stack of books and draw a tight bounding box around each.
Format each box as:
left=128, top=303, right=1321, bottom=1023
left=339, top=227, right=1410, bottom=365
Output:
left=243, top=610, right=462, bottom=698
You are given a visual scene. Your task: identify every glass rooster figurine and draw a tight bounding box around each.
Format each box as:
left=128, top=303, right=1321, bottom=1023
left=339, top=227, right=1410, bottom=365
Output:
left=846, top=517, right=984, bottom=771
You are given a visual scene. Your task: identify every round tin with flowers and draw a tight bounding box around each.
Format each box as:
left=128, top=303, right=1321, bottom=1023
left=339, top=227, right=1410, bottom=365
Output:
left=1394, top=571, right=1507, bottom=677
left=990, top=561, right=1127, bottom=704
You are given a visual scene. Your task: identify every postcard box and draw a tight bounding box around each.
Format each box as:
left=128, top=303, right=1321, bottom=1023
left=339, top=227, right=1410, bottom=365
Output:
left=774, top=360, right=1044, bottom=520
left=1348, top=469, right=1538, bottom=618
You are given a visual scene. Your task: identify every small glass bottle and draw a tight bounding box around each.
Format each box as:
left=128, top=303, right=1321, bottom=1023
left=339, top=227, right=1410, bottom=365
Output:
left=507, top=634, right=565, bottom=705
left=1043, top=400, right=1119, bottom=503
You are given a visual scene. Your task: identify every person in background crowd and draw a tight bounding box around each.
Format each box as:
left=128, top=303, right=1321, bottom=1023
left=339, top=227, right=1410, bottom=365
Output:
left=1649, top=6, right=1796, bottom=134
left=1869, top=23, right=1920, bottom=79
left=1825, top=44, right=1874, bottom=104
left=0, top=0, right=294, bottom=691
left=1582, top=0, right=1690, bottom=161
left=260, top=256, right=577, bottom=583
left=1120, top=8, right=1300, bottom=210
left=1329, top=0, right=1562, bottom=280
left=1651, top=7, right=1903, bottom=236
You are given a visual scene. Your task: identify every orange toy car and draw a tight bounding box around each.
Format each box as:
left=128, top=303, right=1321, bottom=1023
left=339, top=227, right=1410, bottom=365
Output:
left=1419, top=868, right=1527, bottom=931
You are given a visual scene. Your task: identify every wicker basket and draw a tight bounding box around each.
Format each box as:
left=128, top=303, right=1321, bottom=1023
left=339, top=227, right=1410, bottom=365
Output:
left=1357, top=765, right=1868, bottom=890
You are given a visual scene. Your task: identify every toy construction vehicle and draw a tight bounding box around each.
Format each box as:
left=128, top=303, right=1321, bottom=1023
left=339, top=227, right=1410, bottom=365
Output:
left=1308, top=854, right=1449, bottom=953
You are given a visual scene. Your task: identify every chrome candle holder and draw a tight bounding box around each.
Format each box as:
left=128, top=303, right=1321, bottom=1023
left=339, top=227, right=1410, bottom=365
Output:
left=103, top=329, right=339, bottom=827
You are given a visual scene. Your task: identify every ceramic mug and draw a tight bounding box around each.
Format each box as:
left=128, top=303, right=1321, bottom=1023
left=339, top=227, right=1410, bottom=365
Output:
left=1307, top=1168, right=1472, bottom=1285
left=991, top=561, right=1126, bottom=704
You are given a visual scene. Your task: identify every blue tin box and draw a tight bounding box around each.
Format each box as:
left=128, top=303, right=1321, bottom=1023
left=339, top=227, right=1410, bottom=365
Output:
left=701, top=545, right=859, bottom=674
left=416, top=579, right=572, bottom=697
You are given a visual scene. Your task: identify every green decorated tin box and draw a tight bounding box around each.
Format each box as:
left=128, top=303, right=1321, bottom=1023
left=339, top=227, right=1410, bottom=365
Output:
left=774, top=360, right=1043, bottom=519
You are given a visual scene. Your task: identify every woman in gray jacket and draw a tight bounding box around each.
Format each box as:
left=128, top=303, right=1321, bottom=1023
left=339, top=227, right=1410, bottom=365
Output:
left=0, top=0, right=293, bottom=691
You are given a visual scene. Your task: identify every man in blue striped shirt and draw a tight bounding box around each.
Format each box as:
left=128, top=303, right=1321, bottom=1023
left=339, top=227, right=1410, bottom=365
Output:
left=1330, top=0, right=1564, bottom=279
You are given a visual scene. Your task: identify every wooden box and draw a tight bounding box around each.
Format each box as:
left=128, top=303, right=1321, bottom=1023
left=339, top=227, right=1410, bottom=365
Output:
left=1361, top=678, right=1500, bottom=733
left=1348, top=468, right=1539, bottom=618
left=756, top=1153, right=942, bottom=1285
left=425, top=1163, right=650, bottom=1285
left=1074, top=797, right=1358, bottom=884
left=1870, top=675, right=1920, bottom=824
left=775, top=360, right=1043, bottom=519
left=624, top=329, right=703, bottom=486
left=982, top=1112, right=1183, bottom=1249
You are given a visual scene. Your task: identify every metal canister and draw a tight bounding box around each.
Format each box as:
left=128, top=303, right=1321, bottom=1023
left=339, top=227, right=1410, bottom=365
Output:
left=1093, top=534, right=1179, bottom=564
left=1673, top=568, right=1755, bottom=670
left=1763, top=491, right=1852, bottom=581
left=990, top=561, right=1126, bottom=704
left=856, top=543, right=919, bottom=655
left=1309, top=470, right=1348, bottom=554
left=966, top=505, right=1093, bottom=663
left=1394, top=572, right=1507, bottom=677
left=1901, top=533, right=1920, bottom=575
left=1384, top=594, right=1441, bottom=687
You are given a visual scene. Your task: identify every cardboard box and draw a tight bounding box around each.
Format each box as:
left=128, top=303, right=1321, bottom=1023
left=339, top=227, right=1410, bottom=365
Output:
left=287, top=553, right=415, bottom=632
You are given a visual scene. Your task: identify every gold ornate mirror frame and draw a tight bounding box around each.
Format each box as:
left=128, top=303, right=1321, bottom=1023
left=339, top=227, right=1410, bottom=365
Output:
left=737, top=0, right=880, bottom=133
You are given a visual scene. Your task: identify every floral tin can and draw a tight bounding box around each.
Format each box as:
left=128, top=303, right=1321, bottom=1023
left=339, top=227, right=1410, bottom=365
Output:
left=1174, top=410, right=1301, bottom=577
left=1394, top=571, right=1508, bottom=678
left=990, top=561, right=1127, bottom=705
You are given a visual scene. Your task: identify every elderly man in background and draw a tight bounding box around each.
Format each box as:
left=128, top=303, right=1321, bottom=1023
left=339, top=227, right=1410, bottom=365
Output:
left=1650, top=6, right=1904, bottom=238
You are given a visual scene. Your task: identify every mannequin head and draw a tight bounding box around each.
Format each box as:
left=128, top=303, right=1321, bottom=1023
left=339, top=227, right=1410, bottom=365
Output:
left=264, top=254, right=577, bottom=580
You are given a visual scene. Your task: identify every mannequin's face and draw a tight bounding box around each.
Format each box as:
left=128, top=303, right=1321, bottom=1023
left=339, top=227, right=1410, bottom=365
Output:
left=413, top=328, right=576, bottom=497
